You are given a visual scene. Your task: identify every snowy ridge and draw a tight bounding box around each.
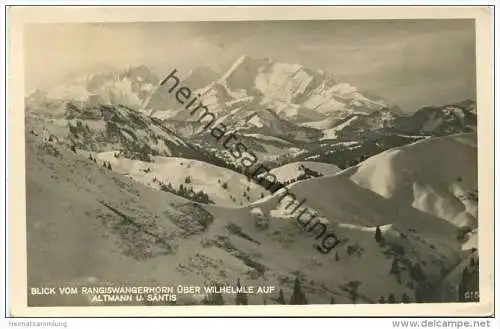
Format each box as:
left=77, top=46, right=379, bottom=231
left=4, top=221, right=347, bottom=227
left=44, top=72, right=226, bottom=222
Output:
left=96, top=153, right=270, bottom=207
left=321, top=116, right=359, bottom=140
left=257, top=161, right=341, bottom=183
left=350, top=134, right=478, bottom=227
left=219, top=55, right=250, bottom=81
left=36, top=100, right=205, bottom=162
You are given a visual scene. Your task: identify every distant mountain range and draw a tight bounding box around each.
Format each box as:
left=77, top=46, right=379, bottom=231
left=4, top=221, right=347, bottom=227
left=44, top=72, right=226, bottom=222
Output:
left=25, top=56, right=477, bottom=172
left=147, top=55, right=402, bottom=124
left=27, top=65, right=159, bottom=111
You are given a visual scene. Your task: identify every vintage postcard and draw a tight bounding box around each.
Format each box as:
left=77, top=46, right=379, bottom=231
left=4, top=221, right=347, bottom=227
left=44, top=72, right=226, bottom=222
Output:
left=7, top=6, right=494, bottom=317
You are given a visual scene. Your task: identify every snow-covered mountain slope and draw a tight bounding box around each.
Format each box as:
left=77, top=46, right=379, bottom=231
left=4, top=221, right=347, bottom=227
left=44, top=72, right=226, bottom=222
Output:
left=319, top=109, right=398, bottom=141
left=215, top=107, right=321, bottom=141
left=33, top=100, right=206, bottom=161
left=270, top=133, right=478, bottom=231
left=264, top=101, right=325, bottom=124
left=25, top=130, right=187, bottom=288
left=223, top=132, right=303, bottom=163
left=350, top=133, right=478, bottom=227
left=253, top=144, right=465, bottom=242
left=27, top=129, right=355, bottom=306
left=258, top=161, right=341, bottom=183
left=27, top=66, right=159, bottom=111
left=320, top=115, right=362, bottom=140
left=164, top=95, right=312, bottom=139
left=279, top=134, right=426, bottom=170
left=96, top=152, right=270, bottom=207
left=26, top=127, right=474, bottom=306
left=300, top=115, right=348, bottom=130
left=166, top=104, right=319, bottom=164
left=210, top=134, right=476, bottom=303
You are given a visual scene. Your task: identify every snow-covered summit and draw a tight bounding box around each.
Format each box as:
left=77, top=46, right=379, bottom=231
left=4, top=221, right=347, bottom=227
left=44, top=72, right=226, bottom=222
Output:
left=157, top=56, right=402, bottom=127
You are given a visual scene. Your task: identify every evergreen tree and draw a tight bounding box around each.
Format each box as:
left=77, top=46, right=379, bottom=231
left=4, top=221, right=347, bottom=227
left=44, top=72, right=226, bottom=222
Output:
left=335, top=252, right=340, bottom=262
left=410, top=262, right=426, bottom=283
left=415, top=284, right=424, bottom=303
left=203, top=283, right=224, bottom=305
left=401, top=293, right=410, bottom=303
left=88, top=154, right=93, bottom=161
left=375, top=225, right=383, bottom=243
left=70, top=145, right=76, bottom=153
left=107, top=162, right=112, bottom=170
left=469, top=257, right=476, bottom=268
left=347, top=281, right=361, bottom=304
left=458, top=281, right=465, bottom=302
left=390, top=258, right=400, bottom=275
left=459, top=266, right=470, bottom=301
left=235, top=278, right=248, bottom=305
left=330, top=296, right=336, bottom=304
left=289, top=277, right=308, bottom=305
left=213, top=290, right=224, bottom=305
left=378, top=296, right=386, bottom=304
left=462, top=267, right=470, bottom=283
left=388, top=293, right=396, bottom=304
left=277, top=289, right=286, bottom=305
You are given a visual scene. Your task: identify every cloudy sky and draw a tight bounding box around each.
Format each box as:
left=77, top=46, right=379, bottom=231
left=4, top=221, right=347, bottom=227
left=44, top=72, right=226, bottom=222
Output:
left=24, top=19, right=475, bottom=112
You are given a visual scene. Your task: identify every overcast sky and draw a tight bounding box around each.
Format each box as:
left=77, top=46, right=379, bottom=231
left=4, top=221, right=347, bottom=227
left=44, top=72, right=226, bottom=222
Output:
left=24, top=19, right=475, bottom=113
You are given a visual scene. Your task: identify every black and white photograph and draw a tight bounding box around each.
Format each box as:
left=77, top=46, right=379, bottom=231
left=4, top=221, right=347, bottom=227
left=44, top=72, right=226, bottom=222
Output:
left=13, top=7, right=493, bottom=314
